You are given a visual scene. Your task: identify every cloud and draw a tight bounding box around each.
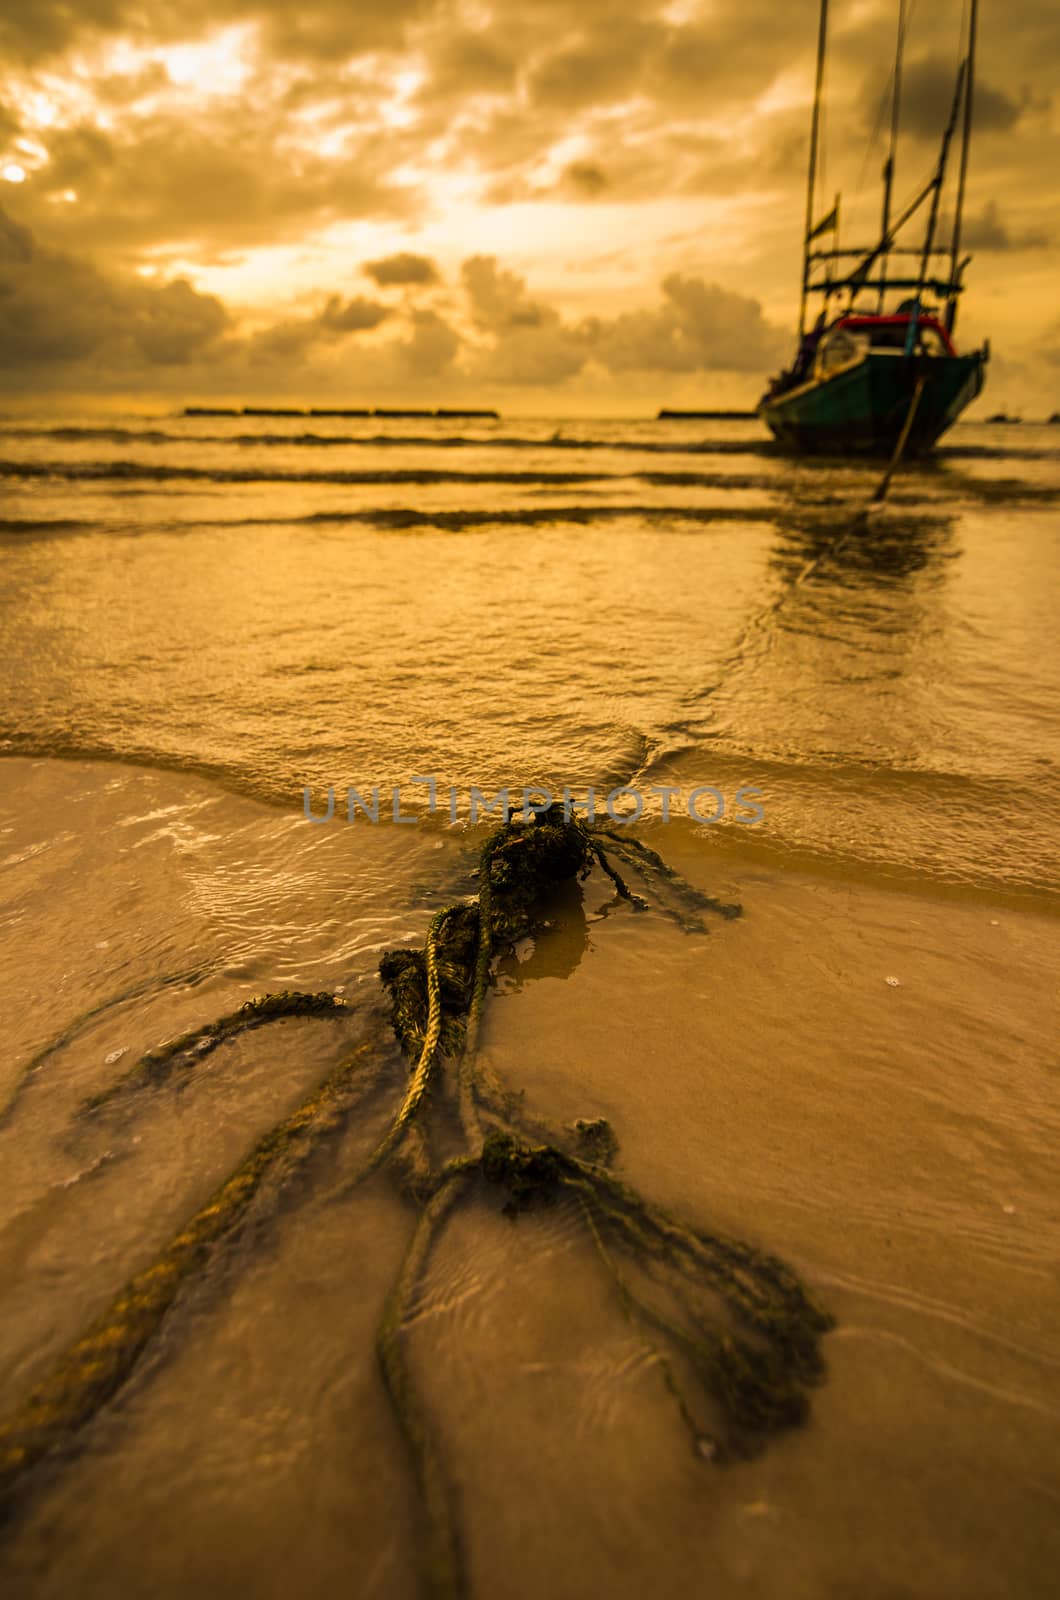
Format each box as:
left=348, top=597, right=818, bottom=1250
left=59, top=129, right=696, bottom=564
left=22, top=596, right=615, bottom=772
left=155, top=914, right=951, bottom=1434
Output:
left=319, top=294, right=391, bottom=332
left=957, top=201, right=1051, bottom=252
left=0, top=0, right=433, bottom=68
left=0, top=208, right=793, bottom=394
left=459, top=254, right=585, bottom=382
left=0, top=203, right=229, bottom=369
left=0, top=1, right=127, bottom=67
left=398, top=307, right=460, bottom=376
left=249, top=292, right=389, bottom=362
left=363, top=251, right=441, bottom=286
left=0, top=99, right=20, bottom=146
left=563, top=160, right=608, bottom=197
left=17, top=110, right=419, bottom=254
left=0, top=205, right=33, bottom=263
left=418, top=24, right=518, bottom=102
left=251, top=0, right=433, bottom=63
left=462, top=254, right=552, bottom=332
left=893, top=53, right=1023, bottom=142
left=584, top=273, right=786, bottom=374
left=651, top=5, right=810, bottom=111
left=457, top=254, right=785, bottom=385
left=129, top=277, right=230, bottom=363
left=526, top=20, right=656, bottom=112
left=4, top=0, right=1054, bottom=297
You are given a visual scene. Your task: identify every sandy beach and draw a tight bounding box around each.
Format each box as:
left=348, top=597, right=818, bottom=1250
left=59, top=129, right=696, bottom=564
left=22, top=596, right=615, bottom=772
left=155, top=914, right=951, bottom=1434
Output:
left=1, top=748, right=1057, bottom=1599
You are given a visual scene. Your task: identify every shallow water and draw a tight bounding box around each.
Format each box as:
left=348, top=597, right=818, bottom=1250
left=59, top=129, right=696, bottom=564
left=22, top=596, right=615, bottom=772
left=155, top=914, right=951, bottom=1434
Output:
left=0, top=412, right=1058, bottom=1597
left=1, top=413, right=1057, bottom=895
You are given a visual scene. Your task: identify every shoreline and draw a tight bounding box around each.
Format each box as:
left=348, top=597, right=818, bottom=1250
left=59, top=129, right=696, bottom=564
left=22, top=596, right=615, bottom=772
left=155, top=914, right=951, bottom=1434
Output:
left=3, top=750, right=1056, bottom=913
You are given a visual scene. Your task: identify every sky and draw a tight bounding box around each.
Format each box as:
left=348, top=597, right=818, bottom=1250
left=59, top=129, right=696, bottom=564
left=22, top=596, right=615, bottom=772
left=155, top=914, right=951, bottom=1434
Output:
left=0, top=0, right=1056, bottom=415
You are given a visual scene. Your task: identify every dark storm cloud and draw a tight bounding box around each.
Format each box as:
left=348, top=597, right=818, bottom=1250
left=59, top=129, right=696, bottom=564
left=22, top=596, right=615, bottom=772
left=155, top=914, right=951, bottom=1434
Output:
left=0, top=203, right=228, bottom=367
left=363, top=252, right=441, bottom=286
left=885, top=53, right=1024, bottom=142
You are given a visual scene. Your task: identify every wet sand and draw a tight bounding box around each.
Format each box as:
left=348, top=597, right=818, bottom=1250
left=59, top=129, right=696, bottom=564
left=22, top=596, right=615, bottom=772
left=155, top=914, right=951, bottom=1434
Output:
left=1, top=757, right=1057, bottom=1599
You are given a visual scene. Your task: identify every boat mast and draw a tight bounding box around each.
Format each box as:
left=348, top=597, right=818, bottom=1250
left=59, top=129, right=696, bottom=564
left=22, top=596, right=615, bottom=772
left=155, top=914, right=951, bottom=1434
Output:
left=945, top=0, right=978, bottom=333
left=877, top=0, right=907, bottom=313
left=909, top=54, right=966, bottom=334
left=799, top=0, right=830, bottom=338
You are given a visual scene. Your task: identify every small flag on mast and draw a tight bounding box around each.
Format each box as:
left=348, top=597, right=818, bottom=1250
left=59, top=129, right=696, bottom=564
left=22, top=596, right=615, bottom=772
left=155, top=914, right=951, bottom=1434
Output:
left=807, top=197, right=840, bottom=242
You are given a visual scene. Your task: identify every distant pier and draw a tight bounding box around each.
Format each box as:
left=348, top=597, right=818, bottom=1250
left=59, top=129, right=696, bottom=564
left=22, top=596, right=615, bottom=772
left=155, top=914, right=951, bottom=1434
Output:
left=656, top=409, right=757, bottom=420
left=183, top=406, right=501, bottom=419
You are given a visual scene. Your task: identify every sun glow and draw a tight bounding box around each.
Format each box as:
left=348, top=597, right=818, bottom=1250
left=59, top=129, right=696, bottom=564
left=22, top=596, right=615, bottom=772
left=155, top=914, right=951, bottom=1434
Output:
left=379, top=65, right=426, bottom=129
left=158, top=26, right=257, bottom=95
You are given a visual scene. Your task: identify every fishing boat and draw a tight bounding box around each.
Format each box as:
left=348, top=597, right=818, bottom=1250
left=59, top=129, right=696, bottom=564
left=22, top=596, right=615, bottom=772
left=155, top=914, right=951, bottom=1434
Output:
left=759, top=0, right=988, bottom=456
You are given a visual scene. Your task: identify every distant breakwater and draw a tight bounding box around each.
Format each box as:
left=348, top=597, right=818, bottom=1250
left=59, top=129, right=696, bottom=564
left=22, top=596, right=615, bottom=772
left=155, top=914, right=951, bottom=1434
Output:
left=657, top=408, right=757, bottom=419
left=184, top=406, right=501, bottom=419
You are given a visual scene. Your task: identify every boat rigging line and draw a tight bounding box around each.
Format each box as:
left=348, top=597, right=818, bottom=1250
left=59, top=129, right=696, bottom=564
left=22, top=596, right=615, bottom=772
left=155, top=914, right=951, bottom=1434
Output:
left=946, top=0, right=978, bottom=332
left=877, top=0, right=909, bottom=311
left=799, top=0, right=831, bottom=338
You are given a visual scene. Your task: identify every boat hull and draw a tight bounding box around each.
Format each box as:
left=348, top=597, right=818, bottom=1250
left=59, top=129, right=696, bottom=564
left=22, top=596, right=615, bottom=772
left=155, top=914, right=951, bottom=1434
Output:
left=758, top=350, right=986, bottom=455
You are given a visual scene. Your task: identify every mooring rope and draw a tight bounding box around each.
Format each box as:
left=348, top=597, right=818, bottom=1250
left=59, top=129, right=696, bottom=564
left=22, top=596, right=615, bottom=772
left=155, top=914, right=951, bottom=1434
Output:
left=363, top=907, right=448, bottom=1174
left=377, top=1165, right=475, bottom=1600
left=0, top=967, right=212, bottom=1128
left=627, top=371, right=935, bottom=798
left=0, top=1032, right=394, bottom=1511
left=869, top=371, right=928, bottom=506
left=81, top=990, right=349, bottom=1114
left=456, top=883, right=492, bottom=1151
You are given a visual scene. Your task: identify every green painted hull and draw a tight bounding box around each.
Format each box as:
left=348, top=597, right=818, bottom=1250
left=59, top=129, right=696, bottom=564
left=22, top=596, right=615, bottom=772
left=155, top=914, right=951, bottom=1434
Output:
left=758, top=350, right=986, bottom=455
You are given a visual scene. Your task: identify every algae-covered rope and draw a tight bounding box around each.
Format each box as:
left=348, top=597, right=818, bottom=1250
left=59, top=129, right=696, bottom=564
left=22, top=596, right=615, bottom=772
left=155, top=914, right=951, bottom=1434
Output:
left=0, top=1032, right=393, bottom=1515
left=456, top=881, right=493, bottom=1151
left=377, top=1165, right=475, bottom=1600
left=591, top=841, right=650, bottom=911
left=81, top=990, right=349, bottom=1114
left=332, top=907, right=451, bottom=1202
left=869, top=372, right=928, bottom=506
left=393, top=907, right=447, bottom=1137
left=0, top=967, right=210, bottom=1129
